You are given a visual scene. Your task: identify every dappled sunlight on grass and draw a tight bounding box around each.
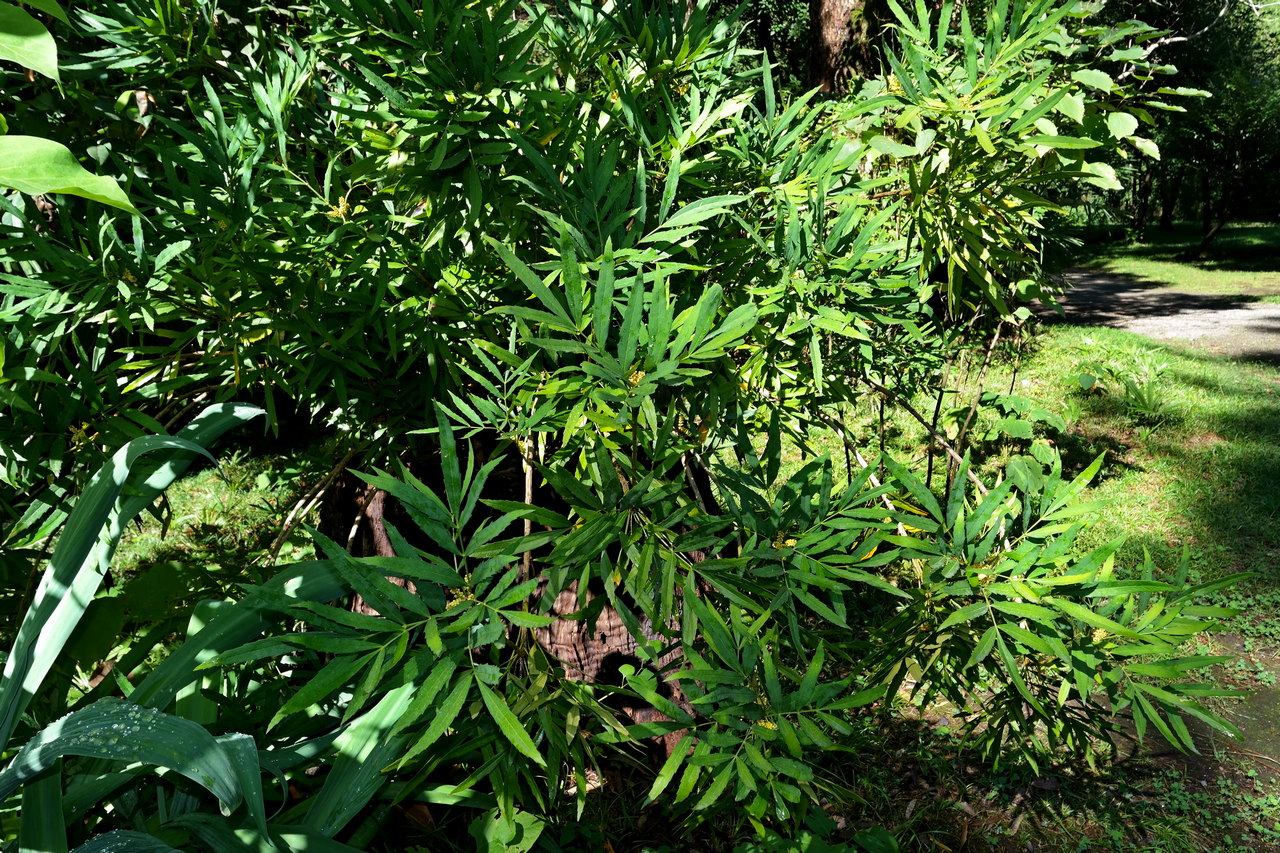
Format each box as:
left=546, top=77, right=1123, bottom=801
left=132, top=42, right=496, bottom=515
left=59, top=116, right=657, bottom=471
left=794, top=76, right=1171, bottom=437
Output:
left=1079, top=222, right=1280, bottom=297
left=1009, top=326, right=1280, bottom=579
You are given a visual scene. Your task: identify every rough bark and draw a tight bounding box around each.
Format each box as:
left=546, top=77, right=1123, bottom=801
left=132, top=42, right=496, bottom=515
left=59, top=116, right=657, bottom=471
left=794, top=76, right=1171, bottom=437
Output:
left=319, top=472, right=415, bottom=615
left=809, top=0, right=885, bottom=93
left=535, top=580, right=693, bottom=758
left=318, top=449, right=703, bottom=758
left=1158, top=167, right=1182, bottom=231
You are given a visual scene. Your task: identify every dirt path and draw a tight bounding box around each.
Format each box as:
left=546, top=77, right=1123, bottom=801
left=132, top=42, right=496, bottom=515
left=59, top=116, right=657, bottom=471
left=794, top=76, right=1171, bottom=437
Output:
left=1043, top=268, right=1280, bottom=362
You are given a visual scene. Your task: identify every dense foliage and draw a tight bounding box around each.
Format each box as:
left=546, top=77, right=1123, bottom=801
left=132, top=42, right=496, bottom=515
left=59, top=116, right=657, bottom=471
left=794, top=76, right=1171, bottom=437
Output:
left=0, top=1, right=1250, bottom=850
left=1093, top=0, right=1280, bottom=240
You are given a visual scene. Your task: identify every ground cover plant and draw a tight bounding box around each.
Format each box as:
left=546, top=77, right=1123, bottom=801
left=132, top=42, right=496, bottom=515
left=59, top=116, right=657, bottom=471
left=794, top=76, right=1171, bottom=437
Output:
left=0, top=1, right=1262, bottom=850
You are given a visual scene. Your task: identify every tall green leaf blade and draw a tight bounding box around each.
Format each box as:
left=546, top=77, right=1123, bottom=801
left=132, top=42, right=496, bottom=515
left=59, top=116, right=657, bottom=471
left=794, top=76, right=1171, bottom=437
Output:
left=19, top=765, right=67, bottom=853
left=20, top=0, right=68, bottom=24
left=217, top=733, right=272, bottom=844
left=0, top=405, right=263, bottom=755
left=305, top=682, right=417, bottom=836
left=0, top=698, right=243, bottom=811
left=128, top=560, right=348, bottom=712
left=70, top=832, right=182, bottom=853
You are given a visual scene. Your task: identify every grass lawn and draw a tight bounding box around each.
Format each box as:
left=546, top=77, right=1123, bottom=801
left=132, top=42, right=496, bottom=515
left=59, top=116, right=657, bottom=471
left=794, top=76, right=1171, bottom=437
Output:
left=1075, top=222, right=1280, bottom=302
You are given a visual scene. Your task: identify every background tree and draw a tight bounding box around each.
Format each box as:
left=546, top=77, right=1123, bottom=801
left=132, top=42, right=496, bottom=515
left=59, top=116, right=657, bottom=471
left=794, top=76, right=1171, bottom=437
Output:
left=1101, top=0, right=1280, bottom=247
left=808, top=0, right=888, bottom=90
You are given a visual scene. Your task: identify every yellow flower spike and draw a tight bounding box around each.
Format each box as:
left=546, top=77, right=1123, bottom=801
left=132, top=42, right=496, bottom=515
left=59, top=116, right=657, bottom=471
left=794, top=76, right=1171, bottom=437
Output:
left=326, top=198, right=350, bottom=220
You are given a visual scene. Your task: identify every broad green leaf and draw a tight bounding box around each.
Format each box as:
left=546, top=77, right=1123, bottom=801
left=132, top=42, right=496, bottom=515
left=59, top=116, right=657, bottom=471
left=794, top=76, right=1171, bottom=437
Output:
left=1082, top=161, right=1122, bottom=190
left=659, top=194, right=746, bottom=231
left=1056, top=92, right=1084, bottom=124
left=128, top=559, right=347, bottom=711
left=1128, top=136, right=1160, bottom=159
left=0, top=137, right=137, bottom=212
left=0, top=2, right=57, bottom=80
left=853, top=826, right=900, bottom=853
left=177, top=815, right=363, bottom=853
left=471, top=808, right=545, bottom=853
left=991, top=601, right=1056, bottom=622
left=21, top=0, right=69, bottom=24
left=868, top=135, right=918, bottom=158
left=1071, top=69, right=1113, bottom=92
left=966, top=625, right=999, bottom=668
left=1106, top=112, right=1139, bottom=140
left=0, top=699, right=244, bottom=812
left=1048, top=597, right=1148, bottom=641
left=994, top=417, right=1034, bottom=438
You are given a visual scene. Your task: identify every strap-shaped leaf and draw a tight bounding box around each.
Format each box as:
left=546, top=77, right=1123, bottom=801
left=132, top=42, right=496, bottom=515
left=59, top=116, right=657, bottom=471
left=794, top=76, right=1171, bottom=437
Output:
left=19, top=764, right=66, bottom=853
left=71, top=831, right=182, bottom=853
left=0, top=699, right=245, bottom=813
left=0, top=404, right=263, bottom=754
left=305, top=682, right=417, bottom=836
left=477, top=681, right=546, bottom=768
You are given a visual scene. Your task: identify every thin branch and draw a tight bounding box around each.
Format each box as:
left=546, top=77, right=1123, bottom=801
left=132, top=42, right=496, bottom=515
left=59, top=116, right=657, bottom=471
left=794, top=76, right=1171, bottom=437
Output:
left=520, top=443, right=534, bottom=583
left=953, top=322, right=1004, bottom=472
left=1118, top=0, right=1232, bottom=81
left=266, top=445, right=359, bottom=563
left=859, top=376, right=990, bottom=497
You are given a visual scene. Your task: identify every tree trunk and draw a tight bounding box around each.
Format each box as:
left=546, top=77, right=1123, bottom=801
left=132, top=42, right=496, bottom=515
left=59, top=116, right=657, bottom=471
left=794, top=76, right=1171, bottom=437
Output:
left=1199, top=168, right=1213, bottom=235
left=1181, top=180, right=1232, bottom=261
left=1132, top=162, right=1155, bottom=239
left=1158, top=166, right=1182, bottom=231
left=317, top=447, right=704, bottom=758
left=318, top=474, right=416, bottom=615
left=535, top=580, right=693, bottom=757
left=809, top=0, right=884, bottom=93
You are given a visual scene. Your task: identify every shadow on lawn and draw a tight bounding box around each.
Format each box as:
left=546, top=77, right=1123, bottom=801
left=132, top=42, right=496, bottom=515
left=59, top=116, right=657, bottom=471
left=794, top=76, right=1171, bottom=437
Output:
left=822, top=714, right=1237, bottom=853
left=1040, top=268, right=1270, bottom=327
left=1150, top=363, right=1280, bottom=581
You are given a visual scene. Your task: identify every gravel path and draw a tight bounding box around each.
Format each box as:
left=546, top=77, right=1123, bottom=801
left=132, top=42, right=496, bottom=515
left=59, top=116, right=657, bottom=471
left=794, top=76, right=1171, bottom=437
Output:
left=1043, top=268, right=1280, bottom=362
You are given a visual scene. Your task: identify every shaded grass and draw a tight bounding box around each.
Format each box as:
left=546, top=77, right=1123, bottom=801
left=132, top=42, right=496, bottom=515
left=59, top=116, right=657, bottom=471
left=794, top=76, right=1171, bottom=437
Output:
left=68, top=445, right=329, bottom=685
left=1078, top=222, right=1280, bottom=301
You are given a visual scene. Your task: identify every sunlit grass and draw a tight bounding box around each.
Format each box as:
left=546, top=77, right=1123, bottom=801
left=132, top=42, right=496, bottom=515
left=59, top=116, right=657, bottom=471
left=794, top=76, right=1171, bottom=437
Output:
left=1079, top=222, right=1280, bottom=300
